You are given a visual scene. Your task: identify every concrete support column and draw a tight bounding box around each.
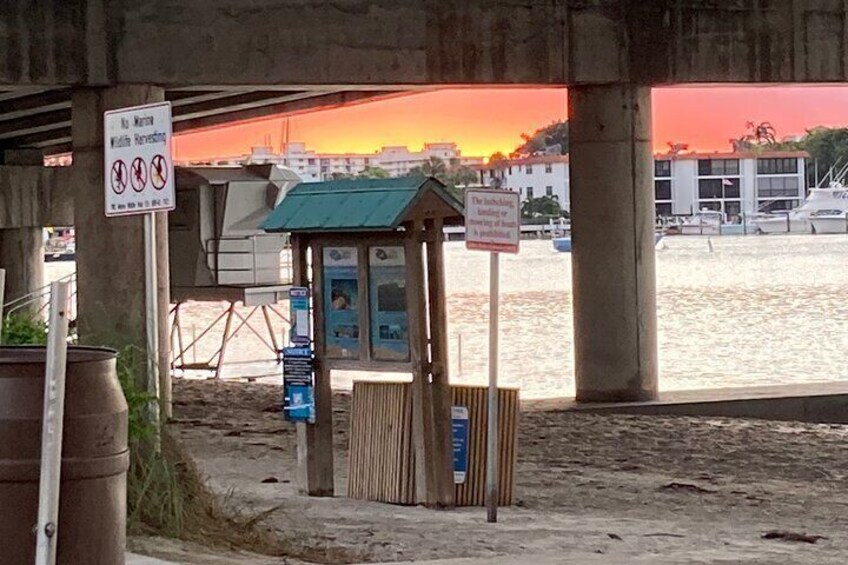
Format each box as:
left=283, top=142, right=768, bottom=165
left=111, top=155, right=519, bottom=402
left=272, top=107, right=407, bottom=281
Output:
left=568, top=84, right=658, bottom=402
left=0, top=150, right=45, bottom=314
left=71, top=86, right=169, bottom=379
left=0, top=227, right=44, bottom=311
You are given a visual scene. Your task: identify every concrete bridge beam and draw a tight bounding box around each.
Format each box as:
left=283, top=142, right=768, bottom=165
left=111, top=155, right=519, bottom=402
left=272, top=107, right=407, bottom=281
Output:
left=569, top=84, right=658, bottom=402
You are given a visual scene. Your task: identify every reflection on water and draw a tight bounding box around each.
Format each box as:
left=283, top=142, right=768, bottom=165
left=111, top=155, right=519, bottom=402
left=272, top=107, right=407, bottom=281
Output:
left=47, top=234, right=848, bottom=399
left=442, top=234, right=848, bottom=398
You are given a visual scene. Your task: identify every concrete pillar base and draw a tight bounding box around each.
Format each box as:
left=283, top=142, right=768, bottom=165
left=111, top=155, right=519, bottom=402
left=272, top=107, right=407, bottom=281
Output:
left=0, top=227, right=44, bottom=313
left=569, top=84, right=658, bottom=402
left=71, top=86, right=169, bottom=377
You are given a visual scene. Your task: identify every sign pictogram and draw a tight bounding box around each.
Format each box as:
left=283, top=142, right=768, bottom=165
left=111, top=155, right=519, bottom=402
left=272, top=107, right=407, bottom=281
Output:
left=150, top=154, right=168, bottom=190
left=131, top=157, right=147, bottom=192
left=110, top=160, right=128, bottom=195
left=103, top=102, right=174, bottom=217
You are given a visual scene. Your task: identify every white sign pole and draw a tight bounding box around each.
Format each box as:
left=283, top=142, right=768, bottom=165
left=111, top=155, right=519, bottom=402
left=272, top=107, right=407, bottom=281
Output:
left=463, top=188, right=519, bottom=525
left=34, top=281, right=71, bottom=565
left=486, top=251, right=500, bottom=524
left=143, top=212, right=161, bottom=443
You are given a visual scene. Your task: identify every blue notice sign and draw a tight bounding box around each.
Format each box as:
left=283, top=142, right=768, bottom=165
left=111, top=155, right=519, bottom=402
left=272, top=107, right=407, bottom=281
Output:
left=283, top=346, right=315, bottom=423
left=452, top=406, right=470, bottom=484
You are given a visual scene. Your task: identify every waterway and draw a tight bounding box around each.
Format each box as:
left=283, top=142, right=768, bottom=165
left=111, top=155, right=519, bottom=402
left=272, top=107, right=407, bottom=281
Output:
left=46, top=234, right=848, bottom=399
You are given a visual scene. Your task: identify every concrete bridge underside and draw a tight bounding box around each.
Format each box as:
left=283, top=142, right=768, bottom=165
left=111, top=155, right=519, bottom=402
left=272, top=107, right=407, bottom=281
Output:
left=1, top=0, right=847, bottom=497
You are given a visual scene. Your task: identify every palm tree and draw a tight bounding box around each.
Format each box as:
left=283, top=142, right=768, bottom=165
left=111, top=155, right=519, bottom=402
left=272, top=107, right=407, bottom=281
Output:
left=422, top=156, right=447, bottom=177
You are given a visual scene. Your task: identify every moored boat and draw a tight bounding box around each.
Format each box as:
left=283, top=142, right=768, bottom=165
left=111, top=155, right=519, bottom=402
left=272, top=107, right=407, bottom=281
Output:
left=810, top=209, right=848, bottom=234
left=755, top=185, right=848, bottom=234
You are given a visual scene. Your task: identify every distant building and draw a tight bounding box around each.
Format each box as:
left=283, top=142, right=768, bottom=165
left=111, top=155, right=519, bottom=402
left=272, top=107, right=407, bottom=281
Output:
left=478, top=150, right=808, bottom=219
left=181, top=142, right=484, bottom=182
left=478, top=154, right=570, bottom=209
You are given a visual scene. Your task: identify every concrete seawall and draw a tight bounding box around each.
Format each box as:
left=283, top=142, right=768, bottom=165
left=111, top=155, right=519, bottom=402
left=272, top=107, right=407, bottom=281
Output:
left=529, top=382, right=848, bottom=424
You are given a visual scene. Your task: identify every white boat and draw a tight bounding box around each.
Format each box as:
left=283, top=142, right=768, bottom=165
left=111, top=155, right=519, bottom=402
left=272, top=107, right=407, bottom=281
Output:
left=675, top=210, right=754, bottom=236
left=679, top=210, right=723, bottom=235
left=755, top=185, right=848, bottom=234
left=810, top=209, right=848, bottom=234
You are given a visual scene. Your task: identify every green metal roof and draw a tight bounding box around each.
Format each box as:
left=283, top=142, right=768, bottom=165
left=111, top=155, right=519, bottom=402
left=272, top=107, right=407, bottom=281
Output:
left=261, top=176, right=464, bottom=232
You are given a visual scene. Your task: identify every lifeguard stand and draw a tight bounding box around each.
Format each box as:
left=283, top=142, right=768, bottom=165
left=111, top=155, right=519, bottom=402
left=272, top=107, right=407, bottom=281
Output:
left=262, top=176, right=464, bottom=506
left=168, top=164, right=300, bottom=379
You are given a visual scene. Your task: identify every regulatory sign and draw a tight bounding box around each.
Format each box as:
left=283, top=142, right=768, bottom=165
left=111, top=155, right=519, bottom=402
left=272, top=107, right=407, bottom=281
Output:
left=452, top=406, right=470, bottom=484
left=282, top=346, right=315, bottom=423
left=464, top=189, right=520, bottom=253
left=103, top=102, right=175, bottom=217
left=289, top=286, right=311, bottom=345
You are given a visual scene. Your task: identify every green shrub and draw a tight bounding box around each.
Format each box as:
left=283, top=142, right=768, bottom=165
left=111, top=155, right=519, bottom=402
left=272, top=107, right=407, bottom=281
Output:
left=1, top=314, right=48, bottom=345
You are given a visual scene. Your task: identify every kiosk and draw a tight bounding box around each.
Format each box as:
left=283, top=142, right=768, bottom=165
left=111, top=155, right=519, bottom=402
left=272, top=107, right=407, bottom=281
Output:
left=263, top=176, right=463, bottom=506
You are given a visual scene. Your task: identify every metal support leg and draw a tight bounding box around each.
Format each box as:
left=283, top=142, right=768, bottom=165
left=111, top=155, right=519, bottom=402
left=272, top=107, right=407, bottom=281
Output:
left=214, top=302, right=237, bottom=380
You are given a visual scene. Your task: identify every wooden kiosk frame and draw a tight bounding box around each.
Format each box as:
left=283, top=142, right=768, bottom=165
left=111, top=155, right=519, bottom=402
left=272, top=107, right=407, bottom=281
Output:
left=264, top=177, right=464, bottom=507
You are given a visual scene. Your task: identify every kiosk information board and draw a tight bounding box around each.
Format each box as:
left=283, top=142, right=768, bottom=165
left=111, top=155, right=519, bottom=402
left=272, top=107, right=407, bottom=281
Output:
left=323, top=247, right=360, bottom=358
left=368, top=246, right=410, bottom=361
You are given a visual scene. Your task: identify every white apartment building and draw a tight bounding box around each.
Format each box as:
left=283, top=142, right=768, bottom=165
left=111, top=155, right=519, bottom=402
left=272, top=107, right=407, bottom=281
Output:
left=655, top=151, right=808, bottom=220
left=190, top=142, right=485, bottom=181
left=479, top=155, right=571, bottom=209
left=480, top=151, right=808, bottom=219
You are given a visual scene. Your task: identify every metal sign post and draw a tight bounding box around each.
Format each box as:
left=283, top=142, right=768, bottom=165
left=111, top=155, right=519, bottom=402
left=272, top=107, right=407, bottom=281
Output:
left=464, top=189, right=520, bottom=523
left=486, top=250, right=500, bottom=523
left=34, top=281, right=71, bottom=565
left=143, top=212, right=161, bottom=437
left=104, top=102, right=174, bottom=432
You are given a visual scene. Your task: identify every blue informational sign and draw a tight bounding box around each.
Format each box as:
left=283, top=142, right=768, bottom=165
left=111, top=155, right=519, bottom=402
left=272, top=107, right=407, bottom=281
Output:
left=289, top=286, right=310, bottom=345
left=322, top=247, right=360, bottom=358
left=368, top=246, right=410, bottom=361
left=452, top=406, right=470, bottom=484
left=283, top=346, right=315, bottom=423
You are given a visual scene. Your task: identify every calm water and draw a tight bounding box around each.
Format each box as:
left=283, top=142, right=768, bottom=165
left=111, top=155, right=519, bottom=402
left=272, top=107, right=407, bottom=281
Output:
left=441, top=235, right=848, bottom=398
left=48, top=234, right=848, bottom=399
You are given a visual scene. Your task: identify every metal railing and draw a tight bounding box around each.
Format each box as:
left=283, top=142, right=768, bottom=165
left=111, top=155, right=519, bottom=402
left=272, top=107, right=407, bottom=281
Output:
left=2, top=272, right=77, bottom=322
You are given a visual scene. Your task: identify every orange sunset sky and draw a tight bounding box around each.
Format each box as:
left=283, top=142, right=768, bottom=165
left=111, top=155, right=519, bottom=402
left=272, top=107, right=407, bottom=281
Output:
left=174, top=86, right=848, bottom=161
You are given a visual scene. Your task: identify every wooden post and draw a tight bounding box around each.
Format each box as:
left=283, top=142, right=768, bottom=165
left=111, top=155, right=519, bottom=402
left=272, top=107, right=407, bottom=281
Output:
left=295, top=237, right=335, bottom=496
left=406, top=221, right=439, bottom=506
left=357, top=244, right=371, bottom=362
left=425, top=218, right=456, bottom=508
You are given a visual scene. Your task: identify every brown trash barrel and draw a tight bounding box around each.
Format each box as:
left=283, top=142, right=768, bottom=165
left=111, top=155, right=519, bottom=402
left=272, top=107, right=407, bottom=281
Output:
left=0, top=346, right=129, bottom=565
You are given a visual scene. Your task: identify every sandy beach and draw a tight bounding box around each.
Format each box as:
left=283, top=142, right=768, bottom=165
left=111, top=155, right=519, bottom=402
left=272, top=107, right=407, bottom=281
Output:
left=136, top=378, right=848, bottom=564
